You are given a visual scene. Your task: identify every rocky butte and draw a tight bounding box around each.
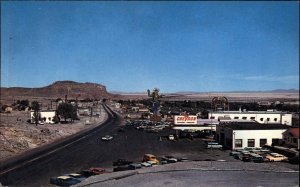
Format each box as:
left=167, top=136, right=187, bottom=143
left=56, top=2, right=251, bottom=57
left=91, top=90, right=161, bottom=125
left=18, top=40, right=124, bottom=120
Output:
left=0, top=81, right=113, bottom=100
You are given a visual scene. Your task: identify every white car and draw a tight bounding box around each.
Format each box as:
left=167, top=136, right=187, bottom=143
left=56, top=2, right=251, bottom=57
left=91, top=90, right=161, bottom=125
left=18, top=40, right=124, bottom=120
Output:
left=266, top=153, right=288, bottom=162
left=147, top=160, right=158, bottom=166
left=206, top=142, right=223, bottom=149
left=101, top=135, right=113, bottom=141
left=141, top=162, right=152, bottom=167
left=169, top=135, right=175, bottom=140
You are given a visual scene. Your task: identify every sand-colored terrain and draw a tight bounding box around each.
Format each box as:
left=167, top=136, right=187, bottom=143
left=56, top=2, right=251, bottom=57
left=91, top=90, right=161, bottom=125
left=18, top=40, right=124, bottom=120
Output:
left=0, top=106, right=108, bottom=161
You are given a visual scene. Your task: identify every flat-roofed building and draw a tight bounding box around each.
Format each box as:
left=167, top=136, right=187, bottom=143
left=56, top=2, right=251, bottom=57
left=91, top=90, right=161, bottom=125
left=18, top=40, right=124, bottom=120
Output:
left=216, top=121, right=289, bottom=150
left=209, top=110, right=292, bottom=125
left=30, top=110, right=56, bottom=124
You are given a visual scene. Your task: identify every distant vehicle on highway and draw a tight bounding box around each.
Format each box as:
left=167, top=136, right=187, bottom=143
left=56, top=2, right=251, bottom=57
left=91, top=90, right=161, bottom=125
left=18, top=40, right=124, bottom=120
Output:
left=168, top=135, right=175, bottom=140
left=266, top=153, right=288, bottom=162
left=113, top=159, right=133, bottom=166
left=205, top=141, right=223, bottom=149
left=50, top=175, right=81, bottom=186
left=101, top=135, right=113, bottom=141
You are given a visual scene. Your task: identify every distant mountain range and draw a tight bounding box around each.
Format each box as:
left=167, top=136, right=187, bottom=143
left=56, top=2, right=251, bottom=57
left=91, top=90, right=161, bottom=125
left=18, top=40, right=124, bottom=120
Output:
left=1, top=81, right=298, bottom=100
left=110, top=89, right=299, bottom=95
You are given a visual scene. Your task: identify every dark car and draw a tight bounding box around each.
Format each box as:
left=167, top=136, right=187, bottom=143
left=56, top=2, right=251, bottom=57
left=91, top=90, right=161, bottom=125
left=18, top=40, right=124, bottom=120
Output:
left=118, top=127, right=125, bottom=132
left=242, top=155, right=251, bottom=162
left=161, top=156, right=178, bottom=163
left=113, top=159, right=133, bottom=166
left=288, top=155, right=299, bottom=165
left=113, top=165, right=130, bottom=172
left=50, top=176, right=81, bottom=186
left=128, top=163, right=142, bottom=170
left=251, top=155, right=264, bottom=163
left=78, top=167, right=106, bottom=177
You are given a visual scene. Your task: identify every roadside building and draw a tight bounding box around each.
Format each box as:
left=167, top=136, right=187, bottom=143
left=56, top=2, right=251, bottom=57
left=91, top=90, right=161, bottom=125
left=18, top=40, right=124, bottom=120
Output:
left=209, top=110, right=292, bottom=125
left=30, top=110, right=56, bottom=124
left=282, top=128, right=299, bottom=149
left=172, top=115, right=216, bottom=131
left=216, top=121, right=289, bottom=150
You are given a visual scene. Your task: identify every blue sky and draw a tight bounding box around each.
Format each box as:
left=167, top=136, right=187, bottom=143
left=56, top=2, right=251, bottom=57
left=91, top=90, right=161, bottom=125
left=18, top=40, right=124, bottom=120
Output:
left=1, top=2, right=299, bottom=92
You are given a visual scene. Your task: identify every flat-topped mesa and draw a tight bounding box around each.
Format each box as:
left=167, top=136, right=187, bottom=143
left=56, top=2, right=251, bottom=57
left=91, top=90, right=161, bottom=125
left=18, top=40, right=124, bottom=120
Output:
left=1, top=81, right=111, bottom=100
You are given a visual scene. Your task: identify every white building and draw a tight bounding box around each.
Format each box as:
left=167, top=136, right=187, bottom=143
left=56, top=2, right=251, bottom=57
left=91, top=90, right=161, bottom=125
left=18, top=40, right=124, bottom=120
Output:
left=209, top=110, right=292, bottom=125
left=30, top=110, right=56, bottom=124
left=216, top=122, right=289, bottom=150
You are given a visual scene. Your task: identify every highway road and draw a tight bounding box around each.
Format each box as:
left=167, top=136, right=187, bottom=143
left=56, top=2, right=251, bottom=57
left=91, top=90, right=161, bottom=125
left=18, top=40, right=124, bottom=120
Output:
left=0, top=105, right=121, bottom=186
left=0, top=105, right=213, bottom=186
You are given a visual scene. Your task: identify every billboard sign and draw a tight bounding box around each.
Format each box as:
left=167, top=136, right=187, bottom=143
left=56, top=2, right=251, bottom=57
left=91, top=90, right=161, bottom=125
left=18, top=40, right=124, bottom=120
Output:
left=174, top=115, right=197, bottom=125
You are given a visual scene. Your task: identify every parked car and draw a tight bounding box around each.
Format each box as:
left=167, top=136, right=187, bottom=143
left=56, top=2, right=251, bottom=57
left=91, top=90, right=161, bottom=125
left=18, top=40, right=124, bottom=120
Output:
left=206, top=142, right=223, bottom=149
left=161, top=156, right=177, bottom=163
left=288, top=155, right=299, bottom=165
left=266, top=153, right=288, bottom=162
left=89, top=168, right=105, bottom=175
left=113, top=165, right=130, bottom=172
left=66, top=173, right=86, bottom=182
left=50, top=176, right=81, bottom=186
left=241, top=154, right=251, bottom=162
left=101, top=135, right=113, bottom=141
left=77, top=168, right=105, bottom=178
left=147, top=160, right=159, bottom=166
left=141, top=162, right=152, bottom=167
left=128, top=163, right=142, bottom=170
left=113, top=159, right=133, bottom=166
left=177, top=157, right=189, bottom=162
left=250, top=154, right=264, bottom=163
left=143, top=154, right=159, bottom=165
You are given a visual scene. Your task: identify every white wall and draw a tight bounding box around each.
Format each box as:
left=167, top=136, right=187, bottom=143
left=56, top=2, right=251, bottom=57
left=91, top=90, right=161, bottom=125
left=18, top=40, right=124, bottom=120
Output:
left=31, top=111, right=56, bottom=124
left=209, top=112, right=292, bottom=125
left=232, top=129, right=286, bottom=149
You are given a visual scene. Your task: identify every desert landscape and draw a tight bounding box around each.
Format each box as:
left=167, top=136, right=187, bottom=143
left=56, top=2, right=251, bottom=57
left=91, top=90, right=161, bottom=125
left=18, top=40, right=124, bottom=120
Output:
left=0, top=81, right=298, bottom=162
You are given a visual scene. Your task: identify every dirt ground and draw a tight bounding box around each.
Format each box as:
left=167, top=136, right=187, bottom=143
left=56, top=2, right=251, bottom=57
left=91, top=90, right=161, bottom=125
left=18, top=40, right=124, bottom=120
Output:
left=0, top=107, right=107, bottom=161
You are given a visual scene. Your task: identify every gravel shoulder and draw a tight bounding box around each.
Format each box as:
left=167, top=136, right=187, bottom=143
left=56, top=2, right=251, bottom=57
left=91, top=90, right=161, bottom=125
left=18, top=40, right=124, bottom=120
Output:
left=0, top=105, right=108, bottom=161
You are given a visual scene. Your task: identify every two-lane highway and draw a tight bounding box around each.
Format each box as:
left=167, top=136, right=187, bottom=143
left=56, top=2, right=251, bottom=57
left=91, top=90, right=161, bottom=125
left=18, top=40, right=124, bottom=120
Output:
left=0, top=105, right=121, bottom=186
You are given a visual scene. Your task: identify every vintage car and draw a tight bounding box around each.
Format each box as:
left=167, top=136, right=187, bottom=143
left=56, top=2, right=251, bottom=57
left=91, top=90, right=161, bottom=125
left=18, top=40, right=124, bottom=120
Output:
left=143, top=154, right=160, bottom=165
left=113, top=159, right=133, bottom=166
left=50, top=175, right=81, bottom=186
left=266, top=153, right=288, bottom=162
left=101, top=135, right=113, bottom=141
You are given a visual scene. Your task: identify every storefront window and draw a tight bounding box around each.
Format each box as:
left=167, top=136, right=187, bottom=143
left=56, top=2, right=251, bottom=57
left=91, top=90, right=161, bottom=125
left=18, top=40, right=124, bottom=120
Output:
left=247, top=139, right=255, bottom=147
left=235, top=139, right=242, bottom=148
